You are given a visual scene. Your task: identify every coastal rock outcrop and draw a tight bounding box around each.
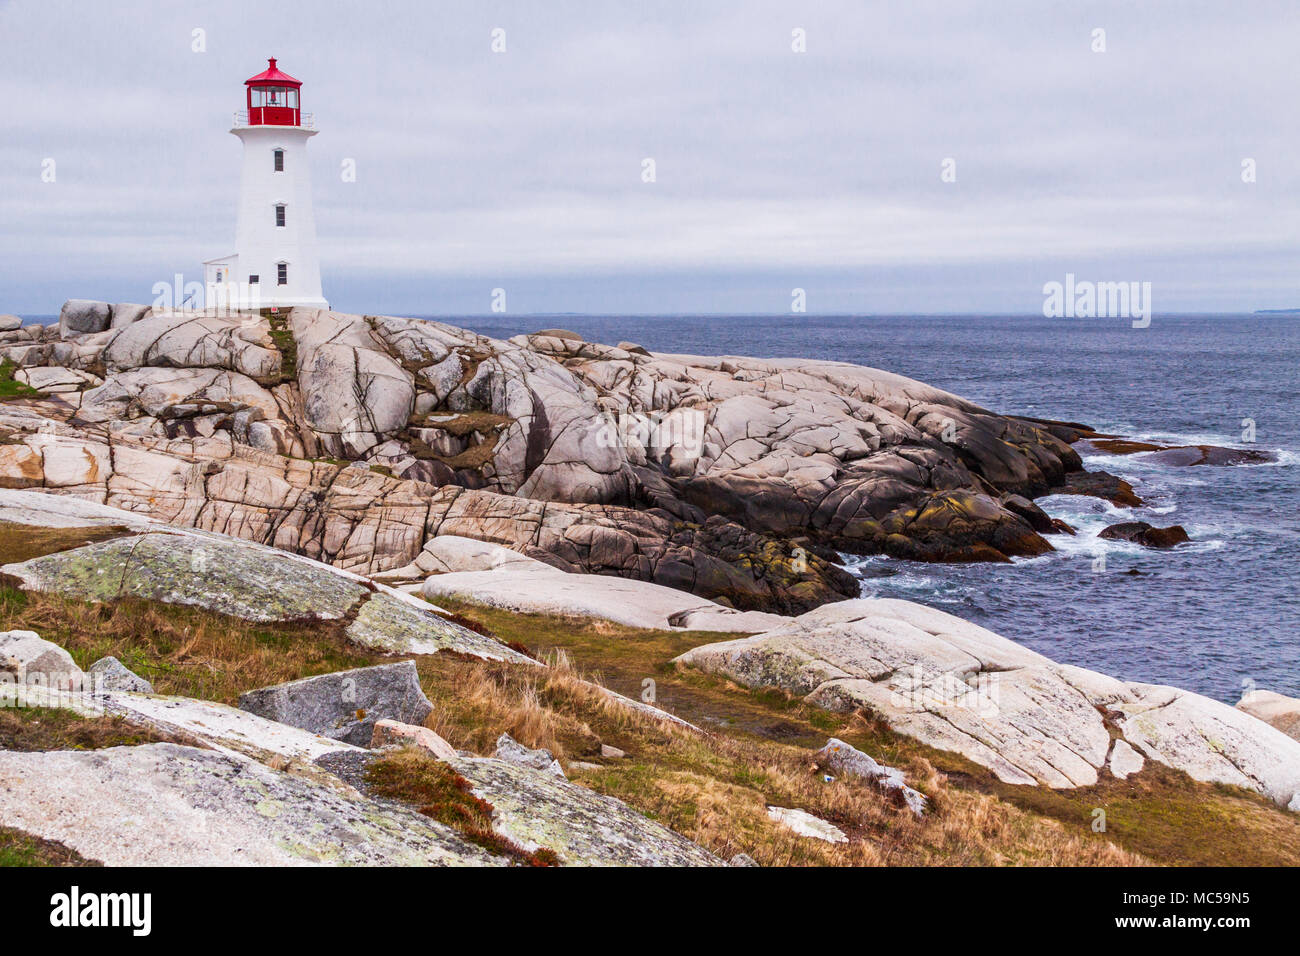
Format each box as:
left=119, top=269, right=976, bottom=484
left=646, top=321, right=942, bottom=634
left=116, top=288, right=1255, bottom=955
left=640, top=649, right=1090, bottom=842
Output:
left=1098, top=521, right=1190, bottom=548
left=675, top=599, right=1300, bottom=807
left=0, top=302, right=1130, bottom=614
left=0, top=518, right=535, bottom=664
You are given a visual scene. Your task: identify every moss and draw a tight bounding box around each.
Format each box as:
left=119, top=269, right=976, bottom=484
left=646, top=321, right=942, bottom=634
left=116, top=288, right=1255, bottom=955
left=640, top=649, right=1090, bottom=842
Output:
left=266, top=313, right=297, bottom=383
left=364, top=748, right=559, bottom=866
left=0, top=360, right=40, bottom=401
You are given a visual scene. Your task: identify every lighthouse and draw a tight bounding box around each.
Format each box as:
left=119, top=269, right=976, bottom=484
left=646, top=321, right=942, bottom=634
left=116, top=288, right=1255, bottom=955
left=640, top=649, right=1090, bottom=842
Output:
left=203, top=58, right=328, bottom=310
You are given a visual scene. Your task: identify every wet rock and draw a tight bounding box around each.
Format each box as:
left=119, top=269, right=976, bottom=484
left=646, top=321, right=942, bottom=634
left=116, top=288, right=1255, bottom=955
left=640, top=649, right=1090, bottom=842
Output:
left=1059, top=470, right=1142, bottom=507
left=1146, top=445, right=1275, bottom=467
left=1098, top=521, right=1189, bottom=548
left=238, top=661, right=433, bottom=746
left=493, top=732, right=565, bottom=777
left=87, top=656, right=153, bottom=694
left=1088, top=438, right=1275, bottom=467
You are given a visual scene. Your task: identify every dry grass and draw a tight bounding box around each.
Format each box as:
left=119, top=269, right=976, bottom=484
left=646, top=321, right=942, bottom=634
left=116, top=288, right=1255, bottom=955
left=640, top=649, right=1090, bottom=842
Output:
left=0, top=706, right=173, bottom=752
left=0, top=554, right=1292, bottom=867
left=365, top=747, right=559, bottom=866
left=0, top=583, right=382, bottom=705
left=0, top=522, right=131, bottom=566
left=425, top=597, right=1300, bottom=867
left=413, top=648, right=1144, bottom=866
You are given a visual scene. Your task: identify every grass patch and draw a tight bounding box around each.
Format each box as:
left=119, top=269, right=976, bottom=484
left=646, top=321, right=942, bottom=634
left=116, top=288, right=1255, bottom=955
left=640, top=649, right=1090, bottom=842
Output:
left=0, top=826, right=101, bottom=867
left=266, top=313, right=297, bottom=382
left=0, top=521, right=133, bottom=566
left=410, top=646, right=1139, bottom=866
left=0, top=584, right=382, bottom=705
left=424, top=596, right=1300, bottom=867
left=0, top=360, right=40, bottom=400
left=365, top=747, right=558, bottom=866
left=0, top=706, right=173, bottom=752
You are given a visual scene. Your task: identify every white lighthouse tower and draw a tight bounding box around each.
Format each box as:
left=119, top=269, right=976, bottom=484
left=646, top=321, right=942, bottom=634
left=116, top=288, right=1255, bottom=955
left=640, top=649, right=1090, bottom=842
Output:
left=203, top=58, right=328, bottom=310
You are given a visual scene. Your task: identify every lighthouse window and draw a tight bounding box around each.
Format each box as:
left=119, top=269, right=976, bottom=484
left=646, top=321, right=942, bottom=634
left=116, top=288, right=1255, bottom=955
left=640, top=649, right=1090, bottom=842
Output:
left=248, top=275, right=259, bottom=284
left=273, top=149, right=284, bottom=172
left=275, top=204, right=286, bottom=227
left=277, top=264, right=288, bottom=286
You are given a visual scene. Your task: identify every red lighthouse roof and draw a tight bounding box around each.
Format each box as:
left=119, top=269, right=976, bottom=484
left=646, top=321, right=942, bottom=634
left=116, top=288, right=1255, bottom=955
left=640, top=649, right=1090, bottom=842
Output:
left=245, top=57, right=302, bottom=88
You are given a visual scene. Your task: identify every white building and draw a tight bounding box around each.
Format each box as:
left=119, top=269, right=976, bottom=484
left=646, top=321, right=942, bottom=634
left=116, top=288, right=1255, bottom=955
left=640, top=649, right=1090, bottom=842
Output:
left=203, top=58, right=328, bottom=310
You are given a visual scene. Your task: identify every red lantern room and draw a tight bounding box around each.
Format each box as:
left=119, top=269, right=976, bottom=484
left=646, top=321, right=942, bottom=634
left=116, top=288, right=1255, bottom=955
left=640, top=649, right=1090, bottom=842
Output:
left=244, top=57, right=304, bottom=127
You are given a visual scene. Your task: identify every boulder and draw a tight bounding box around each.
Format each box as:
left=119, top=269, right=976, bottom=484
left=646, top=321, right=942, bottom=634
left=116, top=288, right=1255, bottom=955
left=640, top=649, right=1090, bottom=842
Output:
left=423, top=562, right=789, bottom=632
left=1098, top=521, right=1190, bottom=548
left=238, top=661, right=433, bottom=746
left=0, top=629, right=85, bottom=691
left=59, top=299, right=111, bottom=337
left=1236, top=689, right=1300, bottom=742
left=13, top=366, right=102, bottom=393
left=102, top=313, right=282, bottom=384
left=0, top=315, right=23, bottom=332
left=493, top=732, right=565, bottom=777
left=676, top=599, right=1300, bottom=806
left=415, top=534, right=546, bottom=575
left=370, top=718, right=458, bottom=761
left=766, top=806, right=847, bottom=843
left=1108, top=739, right=1145, bottom=780
left=109, top=303, right=152, bottom=329
left=0, top=743, right=501, bottom=866
left=291, top=309, right=415, bottom=457
left=1146, top=445, right=1274, bottom=467
left=446, top=753, right=723, bottom=865
left=0, top=525, right=532, bottom=664
left=87, top=656, right=153, bottom=694
left=815, top=737, right=927, bottom=815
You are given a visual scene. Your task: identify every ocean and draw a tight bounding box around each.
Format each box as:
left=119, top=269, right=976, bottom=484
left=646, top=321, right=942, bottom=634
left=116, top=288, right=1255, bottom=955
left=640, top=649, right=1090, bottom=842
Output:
left=443, top=312, right=1300, bottom=705
left=19, top=311, right=1297, bottom=704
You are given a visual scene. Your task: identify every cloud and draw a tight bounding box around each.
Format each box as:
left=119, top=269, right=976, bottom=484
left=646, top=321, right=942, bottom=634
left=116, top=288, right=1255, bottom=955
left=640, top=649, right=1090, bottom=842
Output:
left=1, top=0, right=1296, bottom=313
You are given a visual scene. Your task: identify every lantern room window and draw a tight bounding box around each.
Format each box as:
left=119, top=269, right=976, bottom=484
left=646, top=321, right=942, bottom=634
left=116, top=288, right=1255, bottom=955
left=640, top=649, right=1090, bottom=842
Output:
left=273, top=149, right=284, bottom=171
left=250, top=87, right=299, bottom=109
left=275, top=204, right=286, bottom=227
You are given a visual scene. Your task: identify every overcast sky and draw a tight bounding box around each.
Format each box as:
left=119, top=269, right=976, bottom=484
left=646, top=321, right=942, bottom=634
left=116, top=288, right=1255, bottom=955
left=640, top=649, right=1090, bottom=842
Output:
left=1, top=0, right=1297, bottom=315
